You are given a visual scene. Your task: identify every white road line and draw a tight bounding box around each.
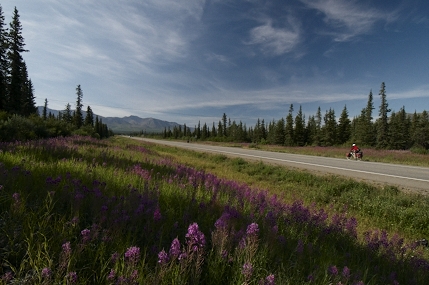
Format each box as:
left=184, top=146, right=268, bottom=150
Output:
left=189, top=145, right=429, bottom=183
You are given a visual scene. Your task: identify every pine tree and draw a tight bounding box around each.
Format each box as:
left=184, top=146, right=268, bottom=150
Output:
left=42, top=98, right=48, bottom=120
left=74, top=85, right=84, bottom=128
left=337, top=105, right=351, bottom=144
left=388, top=106, right=410, bottom=150
left=314, top=106, right=322, bottom=146
left=222, top=113, right=227, bottom=137
left=412, top=110, right=429, bottom=149
left=294, top=105, right=305, bottom=146
left=322, top=108, right=336, bottom=146
left=362, top=90, right=375, bottom=146
left=84, top=105, right=94, bottom=127
left=376, top=82, right=391, bottom=149
left=0, top=5, right=8, bottom=111
left=274, top=118, right=285, bottom=145
left=7, top=7, right=28, bottom=115
left=21, top=64, right=37, bottom=115
left=284, top=104, right=294, bottom=146
left=62, top=103, right=73, bottom=124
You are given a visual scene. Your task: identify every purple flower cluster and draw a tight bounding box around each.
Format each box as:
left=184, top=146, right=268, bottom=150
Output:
left=242, top=262, right=253, bottom=279
left=246, top=222, right=259, bottom=236
left=125, top=246, right=140, bottom=265
left=185, top=223, right=206, bottom=251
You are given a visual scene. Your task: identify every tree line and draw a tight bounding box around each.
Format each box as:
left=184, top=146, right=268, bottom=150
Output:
left=0, top=5, right=112, bottom=142
left=162, top=82, right=429, bottom=152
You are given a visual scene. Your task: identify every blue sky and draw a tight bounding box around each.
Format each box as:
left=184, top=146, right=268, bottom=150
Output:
left=2, top=0, right=429, bottom=126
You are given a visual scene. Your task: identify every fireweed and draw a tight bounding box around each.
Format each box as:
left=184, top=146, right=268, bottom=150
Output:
left=0, top=136, right=428, bottom=284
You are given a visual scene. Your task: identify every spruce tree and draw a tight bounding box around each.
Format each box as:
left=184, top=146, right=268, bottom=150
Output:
left=7, top=7, right=28, bottom=115
left=376, top=82, right=390, bottom=149
left=323, top=108, right=336, bottom=146
left=0, top=5, right=8, bottom=111
left=84, top=105, right=94, bottom=126
left=62, top=103, right=73, bottom=124
left=294, top=105, right=305, bottom=146
left=362, top=90, right=375, bottom=146
left=388, top=107, right=410, bottom=150
left=74, top=84, right=84, bottom=128
left=284, top=104, right=294, bottom=146
left=274, top=118, right=285, bottom=145
left=42, top=98, right=48, bottom=120
left=337, top=105, right=351, bottom=144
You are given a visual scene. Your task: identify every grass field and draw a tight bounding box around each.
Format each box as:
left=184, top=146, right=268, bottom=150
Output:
left=1, top=135, right=428, bottom=284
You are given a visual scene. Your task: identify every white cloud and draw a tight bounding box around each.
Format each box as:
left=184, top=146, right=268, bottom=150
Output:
left=300, top=0, right=396, bottom=41
left=248, top=16, right=301, bottom=56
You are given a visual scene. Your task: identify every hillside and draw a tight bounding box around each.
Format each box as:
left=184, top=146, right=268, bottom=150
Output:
left=37, top=107, right=182, bottom=134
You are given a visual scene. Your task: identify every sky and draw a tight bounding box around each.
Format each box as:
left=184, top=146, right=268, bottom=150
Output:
left=2, top=0, right=429, bottom=127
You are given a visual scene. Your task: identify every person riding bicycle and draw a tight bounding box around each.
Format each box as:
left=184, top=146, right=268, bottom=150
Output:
left=350, top=143, right=360, bottom=153
left=347, top=143, right=362, bottom=159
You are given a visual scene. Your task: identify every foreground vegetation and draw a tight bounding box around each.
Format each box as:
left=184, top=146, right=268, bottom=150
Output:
left=1, top=136, right=429, bottom=284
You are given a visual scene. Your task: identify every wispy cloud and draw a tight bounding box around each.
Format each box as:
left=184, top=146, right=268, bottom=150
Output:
left=248, top=16, right=301, bottom=56
left=300, top=0, right=396, bottom=41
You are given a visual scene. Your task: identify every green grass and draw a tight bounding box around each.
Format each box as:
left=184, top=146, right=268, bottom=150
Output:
left=0, top=136, right=428, bottom=284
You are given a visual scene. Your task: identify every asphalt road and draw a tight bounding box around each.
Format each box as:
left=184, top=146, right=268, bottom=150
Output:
left=130, top=137, right=429, bottom=196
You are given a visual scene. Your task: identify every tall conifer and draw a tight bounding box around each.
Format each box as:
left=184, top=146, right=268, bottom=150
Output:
left=376, top=82, right=390, bottom=149
left=7, top=7, right=28, bottom=114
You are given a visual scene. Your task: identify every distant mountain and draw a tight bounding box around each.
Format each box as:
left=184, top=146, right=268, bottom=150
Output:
left=37, top=107, right=183, bottom=134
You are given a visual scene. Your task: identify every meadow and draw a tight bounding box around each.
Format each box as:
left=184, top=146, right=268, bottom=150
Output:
left=1, top=135, right=429, bottom=284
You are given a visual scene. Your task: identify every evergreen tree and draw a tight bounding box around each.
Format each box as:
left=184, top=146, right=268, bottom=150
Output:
left=42, top=98, right=48, bottom=120
left=21, top=64, right=37, bottom=116
left=84, top=105, right=94, bottom=127
left=62, top=103, right=73, bottom=124
left=0, top=5, right=8, bottom=111
left=294, top=105, right=305, bottom=146
left=7, top=7, right=28, bottom=115
left=362, top=90, right=375, bottom=146
left=322, top=108, right=336, bottom=146
left=211, top=122, right=216, bottom=137
left=274, top=118, right=285, bottom=145
left=222, top=113, right=227, bottom=137
left=306, top=115, right=317, bottom=146
left=337, top=105, right=351, bottom=144
left=284, top=104, right=294, bottom=146
left=314, top=106, right=322, bottom=146
left=376, top=82, right=391, bottom=149
left=412, top=110, right=429, bottom=149
left=388, top=106, right=410, bottom=150
left=74, top=84, right=84, bottom=128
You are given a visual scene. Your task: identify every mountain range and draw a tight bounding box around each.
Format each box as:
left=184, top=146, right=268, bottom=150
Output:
left=38, top=107, right=182, bottom=134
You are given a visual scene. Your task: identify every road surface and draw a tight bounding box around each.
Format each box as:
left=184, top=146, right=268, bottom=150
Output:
left=129, top=137, right=429, bottom=196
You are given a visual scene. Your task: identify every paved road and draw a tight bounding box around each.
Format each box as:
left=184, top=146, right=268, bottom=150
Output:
left=130, top=137, right=429, bottom=195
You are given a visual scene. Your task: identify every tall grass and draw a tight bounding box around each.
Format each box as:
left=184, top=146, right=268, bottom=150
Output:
left=0, top=136, right=428, bottom=284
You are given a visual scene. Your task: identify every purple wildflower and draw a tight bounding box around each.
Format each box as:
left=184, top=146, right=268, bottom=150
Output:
left=158, top=250, right=169, bottom=264
left=12, top=192, right=20, bottom=205
left=67, top=271, right=78, bottom=284
left=246, top=222, right=259, bottom=236
left=342, top=266, right=350, bottom=279
left=62, top=241, right=71, bottom=255
left=169, top=238, right=181, bottom=258
left=1, top=272, right=13, bottom=282
left=81, top=229, right=91, bottom=243
left=130, top=270, right=139, bottom=282
left=107, top=269, right=116, bottom=280
left=41, top=267, right=52, bottom=279
left=328, top=265, right=338, bottom=276
left=153, top=207, right=162, bottom=221
left=125, top=246, right=140, bottom=265
left=111, top=252, right=119, bottom=264
left=242, top=262, right=253, bottom=279
left=185, top=223, right=206, bottom=251
left=265, top=274, right=275, bottom=285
